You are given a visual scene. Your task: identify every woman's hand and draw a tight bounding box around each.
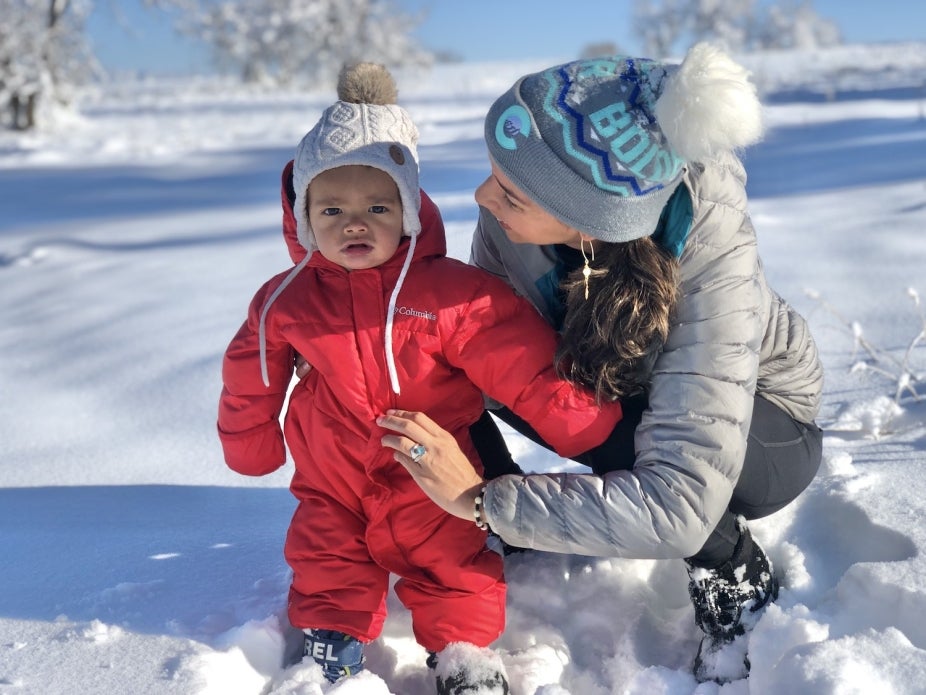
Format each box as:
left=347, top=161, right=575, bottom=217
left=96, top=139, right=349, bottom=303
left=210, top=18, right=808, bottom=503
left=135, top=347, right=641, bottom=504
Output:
left=378, top=409, right=485, bottom=521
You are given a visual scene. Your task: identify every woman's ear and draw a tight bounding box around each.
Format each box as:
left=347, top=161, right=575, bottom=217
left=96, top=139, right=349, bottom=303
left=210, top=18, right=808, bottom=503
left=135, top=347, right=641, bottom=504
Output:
left=577, top=231, right=603, bottom=252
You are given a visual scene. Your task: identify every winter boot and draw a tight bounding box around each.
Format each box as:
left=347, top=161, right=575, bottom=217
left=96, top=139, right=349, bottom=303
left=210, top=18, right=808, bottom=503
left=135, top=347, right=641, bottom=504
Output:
left=428, top=643, right=509, bottom=695
left=686, top=525, right=779, bottom=683
left=303, top=628, right=365, bottom=683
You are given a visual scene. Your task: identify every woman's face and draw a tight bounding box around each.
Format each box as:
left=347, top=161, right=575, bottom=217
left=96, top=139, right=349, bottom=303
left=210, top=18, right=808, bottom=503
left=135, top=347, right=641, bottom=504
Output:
left=475, top=161, right=582, bottom=248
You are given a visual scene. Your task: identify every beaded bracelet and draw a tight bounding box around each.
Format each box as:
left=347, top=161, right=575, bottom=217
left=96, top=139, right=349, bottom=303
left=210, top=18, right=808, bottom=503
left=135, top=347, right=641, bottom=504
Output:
left=473, top=487, right=488, bottom=530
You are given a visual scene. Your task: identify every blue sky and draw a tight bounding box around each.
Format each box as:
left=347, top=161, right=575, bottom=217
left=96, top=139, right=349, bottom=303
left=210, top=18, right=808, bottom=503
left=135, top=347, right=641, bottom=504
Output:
left=87, top=0, right=923, bottom=75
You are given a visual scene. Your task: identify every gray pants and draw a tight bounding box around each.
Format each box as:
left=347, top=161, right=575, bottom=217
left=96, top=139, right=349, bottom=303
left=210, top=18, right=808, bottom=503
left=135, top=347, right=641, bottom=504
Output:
left=686, top=395, right=822, bottom=567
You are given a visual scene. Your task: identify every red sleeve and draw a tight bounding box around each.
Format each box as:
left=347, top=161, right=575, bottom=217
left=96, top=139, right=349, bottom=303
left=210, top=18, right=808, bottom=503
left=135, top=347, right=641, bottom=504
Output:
left=217, top=280, right=294, bottom=475
left=446, top=273, right=622, bottom=459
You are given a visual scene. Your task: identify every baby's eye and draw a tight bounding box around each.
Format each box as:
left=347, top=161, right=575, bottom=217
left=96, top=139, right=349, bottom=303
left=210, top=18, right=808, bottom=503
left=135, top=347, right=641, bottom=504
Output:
left=321, top=207, right=341, bottom=216
left=369, top=205, right=388, bottom=214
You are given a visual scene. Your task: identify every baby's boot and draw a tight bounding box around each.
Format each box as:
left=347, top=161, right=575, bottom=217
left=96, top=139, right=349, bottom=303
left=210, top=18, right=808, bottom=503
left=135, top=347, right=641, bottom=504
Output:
left=428, top=642, right=509, bottom=694
left=303, top=628, right=365, bottom=683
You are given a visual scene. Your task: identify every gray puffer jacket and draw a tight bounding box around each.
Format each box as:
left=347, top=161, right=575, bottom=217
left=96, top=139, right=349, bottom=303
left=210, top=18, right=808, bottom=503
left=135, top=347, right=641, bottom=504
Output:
left=471, top=152, right=823, bottom=559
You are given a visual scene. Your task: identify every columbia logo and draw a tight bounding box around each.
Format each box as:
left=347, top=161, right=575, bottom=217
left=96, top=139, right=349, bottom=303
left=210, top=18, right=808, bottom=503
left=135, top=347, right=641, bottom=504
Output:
left=394, top=305, right=437, bottom=321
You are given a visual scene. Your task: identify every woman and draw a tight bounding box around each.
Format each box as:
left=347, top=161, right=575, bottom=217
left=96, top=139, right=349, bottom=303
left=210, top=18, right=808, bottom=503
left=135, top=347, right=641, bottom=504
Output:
left=378, top=43, right=824, bottom=684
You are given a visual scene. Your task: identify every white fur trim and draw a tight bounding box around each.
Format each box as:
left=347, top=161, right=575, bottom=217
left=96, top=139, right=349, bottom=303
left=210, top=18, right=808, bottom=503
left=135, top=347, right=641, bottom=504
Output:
left=656, top=43, right=764, bottom=162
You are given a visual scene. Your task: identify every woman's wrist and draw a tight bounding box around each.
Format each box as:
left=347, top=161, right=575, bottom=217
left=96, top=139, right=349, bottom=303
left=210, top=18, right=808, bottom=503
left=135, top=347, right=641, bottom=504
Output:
left=473, top=484, right=489, bottom=531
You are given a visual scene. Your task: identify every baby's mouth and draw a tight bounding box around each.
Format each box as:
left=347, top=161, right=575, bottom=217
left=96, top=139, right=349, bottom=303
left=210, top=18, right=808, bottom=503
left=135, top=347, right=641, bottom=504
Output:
left=343, top=241, right=372, bottom=253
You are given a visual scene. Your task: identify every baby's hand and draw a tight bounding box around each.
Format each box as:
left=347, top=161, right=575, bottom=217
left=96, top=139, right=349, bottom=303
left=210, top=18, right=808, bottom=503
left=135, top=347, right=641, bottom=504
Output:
left=294, top=353, right=312, bottom=379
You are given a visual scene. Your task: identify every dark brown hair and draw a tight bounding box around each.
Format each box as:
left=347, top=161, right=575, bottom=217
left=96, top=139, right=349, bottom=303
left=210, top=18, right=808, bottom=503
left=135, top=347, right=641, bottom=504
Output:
left=556, top=237, right=679, bottom=401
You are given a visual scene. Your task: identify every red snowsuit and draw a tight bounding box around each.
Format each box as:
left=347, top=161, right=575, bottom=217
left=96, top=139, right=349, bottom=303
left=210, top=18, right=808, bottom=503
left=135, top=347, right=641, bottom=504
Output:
left=218, top=162, right=622, bottom=652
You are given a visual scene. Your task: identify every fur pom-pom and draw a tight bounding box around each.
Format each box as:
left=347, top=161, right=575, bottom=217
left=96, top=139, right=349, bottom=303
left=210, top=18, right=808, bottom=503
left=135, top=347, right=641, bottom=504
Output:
left=655, top=43, right=764, bottom=162
left=337, top=62, right=398, bottom=105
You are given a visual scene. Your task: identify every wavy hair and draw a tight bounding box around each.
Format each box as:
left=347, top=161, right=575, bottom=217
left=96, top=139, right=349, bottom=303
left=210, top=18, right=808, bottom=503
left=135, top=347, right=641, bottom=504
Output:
left=556, top=237, right=679, bottom=401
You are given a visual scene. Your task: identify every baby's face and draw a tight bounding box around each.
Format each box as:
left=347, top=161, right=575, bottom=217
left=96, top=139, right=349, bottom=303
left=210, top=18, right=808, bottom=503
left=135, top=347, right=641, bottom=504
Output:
left=309, top=166, right=405, bottom=271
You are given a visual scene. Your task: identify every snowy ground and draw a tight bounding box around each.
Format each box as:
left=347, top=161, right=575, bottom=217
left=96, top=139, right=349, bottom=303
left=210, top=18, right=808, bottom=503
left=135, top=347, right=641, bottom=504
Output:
left=1, top=44, right=926, bottom=694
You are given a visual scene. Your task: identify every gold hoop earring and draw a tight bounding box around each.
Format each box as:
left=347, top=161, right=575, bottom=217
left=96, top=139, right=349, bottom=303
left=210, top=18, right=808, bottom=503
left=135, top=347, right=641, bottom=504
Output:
left=580, top=238, right=595, bottom=300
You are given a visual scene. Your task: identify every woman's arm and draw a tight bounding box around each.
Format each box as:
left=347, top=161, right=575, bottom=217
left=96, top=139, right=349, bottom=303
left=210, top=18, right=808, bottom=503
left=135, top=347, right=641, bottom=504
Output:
left=377, top=407, right=671, bottom=558
left=378, top=407, right=721, bottom=559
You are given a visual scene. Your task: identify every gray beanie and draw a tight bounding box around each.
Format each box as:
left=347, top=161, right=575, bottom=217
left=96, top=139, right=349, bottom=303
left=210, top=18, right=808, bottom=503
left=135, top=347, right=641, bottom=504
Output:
left=485, top=43, right=764, bottom=242
left=292, top=62, right=421, bottom=252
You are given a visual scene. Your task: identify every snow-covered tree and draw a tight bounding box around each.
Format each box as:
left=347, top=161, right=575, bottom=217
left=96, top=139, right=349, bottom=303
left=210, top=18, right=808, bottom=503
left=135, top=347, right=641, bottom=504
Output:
left=690, top=0, right=755, bottom=51
left=0, top=0, right=95, bottom=130
left=579, top=41, right=622, bottom=59
left=634, top=0, right=842, bottom=57
left=190, top=0, right=432, bottom=86
left=634, top=0, right=689, bottom=58
left=755, top=1, right=842, bottom=50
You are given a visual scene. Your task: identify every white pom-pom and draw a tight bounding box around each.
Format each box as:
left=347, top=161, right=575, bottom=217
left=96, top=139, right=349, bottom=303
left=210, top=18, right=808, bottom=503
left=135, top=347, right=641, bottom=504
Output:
left=655, top=43, right=764, bottom=162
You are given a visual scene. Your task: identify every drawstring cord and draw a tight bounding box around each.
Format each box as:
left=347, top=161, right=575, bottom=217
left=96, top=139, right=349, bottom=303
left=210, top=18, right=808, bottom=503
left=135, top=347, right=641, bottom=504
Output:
left=384, top=232, right=417, bottom=395
left=259, top=254, right=311, bottom=387
left=257, top=231, right=416, bottom=394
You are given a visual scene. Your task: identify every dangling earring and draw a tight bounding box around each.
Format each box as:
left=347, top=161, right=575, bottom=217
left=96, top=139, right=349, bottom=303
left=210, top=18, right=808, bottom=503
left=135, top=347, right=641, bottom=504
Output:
left=580, top=238, right=595, bottom=300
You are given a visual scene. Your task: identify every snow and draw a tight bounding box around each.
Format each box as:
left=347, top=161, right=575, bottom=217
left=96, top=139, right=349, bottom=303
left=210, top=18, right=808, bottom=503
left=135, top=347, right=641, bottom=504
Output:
left=2, top=43, right=926, bottom=694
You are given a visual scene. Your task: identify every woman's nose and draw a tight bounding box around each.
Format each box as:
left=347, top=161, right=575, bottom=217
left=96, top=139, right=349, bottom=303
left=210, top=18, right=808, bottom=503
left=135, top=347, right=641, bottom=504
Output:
left=474, top=176, right=494, bottom=209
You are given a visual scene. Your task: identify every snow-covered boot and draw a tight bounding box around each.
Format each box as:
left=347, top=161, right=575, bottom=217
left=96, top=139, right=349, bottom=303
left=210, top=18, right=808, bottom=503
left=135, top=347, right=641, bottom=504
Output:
left=303, top=628, right=365, bottom=683
left=428, top=642, right=509, bottom=694
left=686, top=525, right=778, bottom=683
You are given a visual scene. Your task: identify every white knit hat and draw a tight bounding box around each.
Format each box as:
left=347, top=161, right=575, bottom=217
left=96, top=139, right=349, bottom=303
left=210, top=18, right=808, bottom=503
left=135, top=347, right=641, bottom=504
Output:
left=292, top=62, right=421, bottom=252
